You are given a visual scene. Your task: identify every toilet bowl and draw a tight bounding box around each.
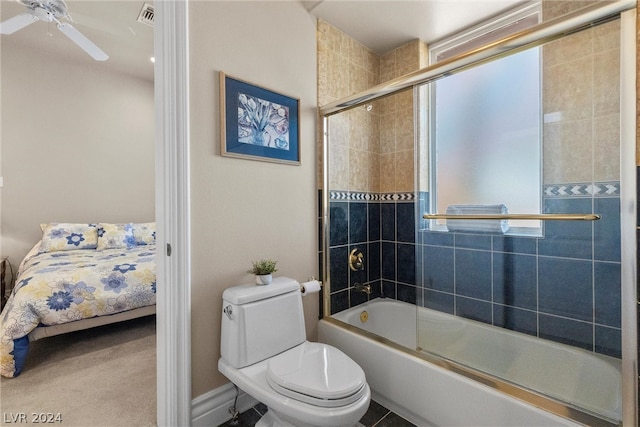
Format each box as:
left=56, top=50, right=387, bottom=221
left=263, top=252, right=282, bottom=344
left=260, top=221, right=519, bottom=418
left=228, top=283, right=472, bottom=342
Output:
left=219, top=341, right=371, bottom=427
left=218, top=277, right=371, bottom=427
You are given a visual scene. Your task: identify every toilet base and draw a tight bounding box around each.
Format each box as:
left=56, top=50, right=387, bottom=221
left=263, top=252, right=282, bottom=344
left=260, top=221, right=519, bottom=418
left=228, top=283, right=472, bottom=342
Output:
left=255, top=409, right=293, bottom=427
left=256, top=408, right=362, bottom=427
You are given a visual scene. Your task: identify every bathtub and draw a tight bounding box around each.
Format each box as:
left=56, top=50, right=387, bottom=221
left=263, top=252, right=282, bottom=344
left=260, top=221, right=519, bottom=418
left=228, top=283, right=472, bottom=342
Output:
left=318, top=298, right=621, bottom=427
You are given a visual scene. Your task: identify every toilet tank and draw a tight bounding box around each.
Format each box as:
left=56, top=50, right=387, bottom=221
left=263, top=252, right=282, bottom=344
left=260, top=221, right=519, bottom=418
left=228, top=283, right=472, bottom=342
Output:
left=220, top=276, right=306, bottom=368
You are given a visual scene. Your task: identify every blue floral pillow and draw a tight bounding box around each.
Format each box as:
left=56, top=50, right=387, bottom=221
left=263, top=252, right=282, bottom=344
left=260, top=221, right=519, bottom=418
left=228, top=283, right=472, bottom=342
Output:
left=132, top=222, right=156, bottom=245
left=40, top=223, right=98, bottom=252
left=97, top=223, right=136, bottom=250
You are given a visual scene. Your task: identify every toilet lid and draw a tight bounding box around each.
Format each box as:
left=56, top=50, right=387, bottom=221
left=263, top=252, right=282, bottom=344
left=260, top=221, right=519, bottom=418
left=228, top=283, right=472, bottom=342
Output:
left=266, top=342, right=366, bottom=406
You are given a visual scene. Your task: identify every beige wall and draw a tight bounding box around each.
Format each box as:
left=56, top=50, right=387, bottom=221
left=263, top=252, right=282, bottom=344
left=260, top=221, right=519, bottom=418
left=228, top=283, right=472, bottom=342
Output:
left=188, top=1, right=318, bottom=397
left=0, top=42, right=155, bottom=266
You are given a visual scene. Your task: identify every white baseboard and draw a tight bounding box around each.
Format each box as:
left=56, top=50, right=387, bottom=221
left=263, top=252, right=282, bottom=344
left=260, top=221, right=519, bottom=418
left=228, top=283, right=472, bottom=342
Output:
left=191, top=382, right=259, bottom=427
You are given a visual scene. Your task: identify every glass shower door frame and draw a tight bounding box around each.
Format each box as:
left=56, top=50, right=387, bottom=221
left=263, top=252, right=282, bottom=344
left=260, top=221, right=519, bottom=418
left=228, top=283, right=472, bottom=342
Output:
left=320, top=2, right=637, bottom=425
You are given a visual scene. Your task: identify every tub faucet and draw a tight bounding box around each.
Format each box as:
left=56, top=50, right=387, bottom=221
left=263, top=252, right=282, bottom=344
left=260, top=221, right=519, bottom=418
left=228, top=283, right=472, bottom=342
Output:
left=354, top=283, right=371, bottom=295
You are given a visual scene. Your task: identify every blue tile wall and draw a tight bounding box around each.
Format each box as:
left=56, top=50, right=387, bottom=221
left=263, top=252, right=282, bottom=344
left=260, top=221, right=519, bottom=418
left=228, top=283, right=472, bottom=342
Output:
left=492, top=253, right=537, bottom=310
left=539, top=198, right=593, bottom=259
left=421, top=245, right=454, bottom=293
left=417, top=183, right=623, bottom=359
left=323, top=181, right=625, bottom=360
left=538, top=257, right=593, bottom=321
left=538, top=314, right=593, bottom=352
left=493, top=305, right=537, bottom=336
left=327, top=191, right=416, bottom=314
left=329, top=246, right=348, bottom=293
left=594, top=197, right=621, bottom=262
left=594, top=262, right=621, bottom=327
left=455, top=249, right=492, bottom=300
left=456, top=296, right=492, bottom=324
left=349, top=202, right=368, bottom=244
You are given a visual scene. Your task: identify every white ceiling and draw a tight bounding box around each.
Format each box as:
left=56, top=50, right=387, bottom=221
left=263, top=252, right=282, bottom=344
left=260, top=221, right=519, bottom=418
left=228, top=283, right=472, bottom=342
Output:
left=0, top=0, right=527, bottom=82
left=303, top=0, right=526, bottom=54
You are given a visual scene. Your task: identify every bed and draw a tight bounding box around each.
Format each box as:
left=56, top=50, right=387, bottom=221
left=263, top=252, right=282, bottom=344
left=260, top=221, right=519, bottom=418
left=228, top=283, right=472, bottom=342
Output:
left=0, top=222, right=156, bottom=378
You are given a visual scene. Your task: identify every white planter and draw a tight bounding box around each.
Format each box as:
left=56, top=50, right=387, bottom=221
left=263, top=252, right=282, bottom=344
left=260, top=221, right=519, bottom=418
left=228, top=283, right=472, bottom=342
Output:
left=255, top=274, right=272, bottom=285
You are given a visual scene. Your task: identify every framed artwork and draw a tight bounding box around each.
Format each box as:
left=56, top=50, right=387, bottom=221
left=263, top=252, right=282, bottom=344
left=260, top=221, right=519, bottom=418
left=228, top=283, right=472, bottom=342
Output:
left=220, top=72, right=300, bottom=165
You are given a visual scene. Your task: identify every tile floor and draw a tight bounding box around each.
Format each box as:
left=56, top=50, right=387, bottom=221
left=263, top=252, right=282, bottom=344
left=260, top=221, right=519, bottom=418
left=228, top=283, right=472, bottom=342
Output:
left=219, top=399, right=417, bottom=427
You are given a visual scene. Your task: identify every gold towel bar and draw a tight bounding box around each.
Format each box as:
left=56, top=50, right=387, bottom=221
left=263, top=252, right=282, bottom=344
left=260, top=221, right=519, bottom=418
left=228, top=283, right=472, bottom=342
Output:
left=423, top=213, right=601, bottom=221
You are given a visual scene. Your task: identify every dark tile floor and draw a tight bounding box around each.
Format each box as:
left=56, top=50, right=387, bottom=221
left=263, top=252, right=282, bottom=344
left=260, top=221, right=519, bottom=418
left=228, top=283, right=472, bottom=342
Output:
left=219, top=399, right=416, bottom=427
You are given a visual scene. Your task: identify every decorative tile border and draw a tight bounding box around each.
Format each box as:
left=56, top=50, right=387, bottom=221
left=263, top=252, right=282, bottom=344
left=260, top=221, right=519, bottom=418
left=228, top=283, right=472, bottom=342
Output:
left=328, top=182, right=619, bottom=203
left=380, top=192, right=415, bottom=202
left=544, top=181, right=620, bottom=198
left=329, top=191, right=416, bottom=202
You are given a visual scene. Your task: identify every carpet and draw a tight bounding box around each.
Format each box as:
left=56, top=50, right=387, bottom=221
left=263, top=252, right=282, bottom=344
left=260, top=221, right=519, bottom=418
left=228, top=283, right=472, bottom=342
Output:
left=0, top=315, right=156, bottom=426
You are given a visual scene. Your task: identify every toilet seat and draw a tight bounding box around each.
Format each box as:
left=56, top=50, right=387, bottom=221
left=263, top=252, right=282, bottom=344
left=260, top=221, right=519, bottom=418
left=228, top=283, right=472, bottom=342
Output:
left=266, top=342, right=367, bottom=408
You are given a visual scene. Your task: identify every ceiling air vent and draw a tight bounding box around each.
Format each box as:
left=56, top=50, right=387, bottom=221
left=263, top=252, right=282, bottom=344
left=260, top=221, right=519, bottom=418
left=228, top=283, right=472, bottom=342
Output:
left=137, top=3, right=154, bottom=26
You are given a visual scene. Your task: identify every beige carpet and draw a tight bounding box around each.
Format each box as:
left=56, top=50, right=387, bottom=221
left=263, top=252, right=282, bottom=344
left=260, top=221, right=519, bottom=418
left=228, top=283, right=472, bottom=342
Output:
left=0, top=315, right=156, bottom=427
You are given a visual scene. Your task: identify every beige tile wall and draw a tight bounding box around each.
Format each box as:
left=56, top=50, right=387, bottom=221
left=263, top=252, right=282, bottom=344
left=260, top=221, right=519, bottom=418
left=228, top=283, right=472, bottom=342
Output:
left=317, top=20, right=380, bottom=192
left=543, top=0, right=638, bottom=167
left=319, top=0, right=634, bottom=190
left=318, top=19, right=427, bottom=194
left=637, top=5, right=640, bottom=167
left=379, top=40, right=428, bottom=193
left=542, top=3, right=621, bottom=184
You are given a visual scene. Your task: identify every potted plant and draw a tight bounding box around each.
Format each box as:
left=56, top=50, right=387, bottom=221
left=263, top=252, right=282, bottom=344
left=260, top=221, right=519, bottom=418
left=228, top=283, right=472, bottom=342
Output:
left=248, top=259, right=278, bottom=285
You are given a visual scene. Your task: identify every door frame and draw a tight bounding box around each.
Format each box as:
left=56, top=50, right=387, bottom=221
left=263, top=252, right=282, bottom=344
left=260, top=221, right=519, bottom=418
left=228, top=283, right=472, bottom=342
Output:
left=154, top=1, right=192, bottom=425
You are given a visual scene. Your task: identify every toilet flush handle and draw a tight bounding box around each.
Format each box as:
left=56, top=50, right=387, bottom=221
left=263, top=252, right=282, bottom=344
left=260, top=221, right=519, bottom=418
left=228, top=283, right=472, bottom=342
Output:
left=223, top=305, right=233, bottom=320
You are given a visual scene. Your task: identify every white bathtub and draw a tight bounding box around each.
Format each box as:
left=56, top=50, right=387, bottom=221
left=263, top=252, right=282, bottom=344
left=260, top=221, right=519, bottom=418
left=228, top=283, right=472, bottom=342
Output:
left=319, top=298, right=621, bottom=427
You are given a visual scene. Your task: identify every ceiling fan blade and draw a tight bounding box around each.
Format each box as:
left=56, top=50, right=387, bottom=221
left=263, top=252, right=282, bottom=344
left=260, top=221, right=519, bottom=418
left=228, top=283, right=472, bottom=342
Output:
left=0, top=13, right=38, bottom=35
left=56, top=22, right=108, bottom=61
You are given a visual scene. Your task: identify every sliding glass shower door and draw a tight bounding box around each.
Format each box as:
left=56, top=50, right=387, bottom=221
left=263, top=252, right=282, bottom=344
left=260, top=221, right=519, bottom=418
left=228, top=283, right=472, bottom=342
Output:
left=416, top=16, right=627, bottom=425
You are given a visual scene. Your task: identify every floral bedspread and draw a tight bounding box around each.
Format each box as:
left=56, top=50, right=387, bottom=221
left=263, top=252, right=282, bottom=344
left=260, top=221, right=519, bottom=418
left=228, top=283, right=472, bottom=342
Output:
left=0, top=245, right=156, bottom=378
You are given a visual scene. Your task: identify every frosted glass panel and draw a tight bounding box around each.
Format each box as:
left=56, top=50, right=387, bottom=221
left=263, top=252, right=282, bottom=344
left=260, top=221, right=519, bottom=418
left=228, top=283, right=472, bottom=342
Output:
left=433, top=48, right=541, bottom=229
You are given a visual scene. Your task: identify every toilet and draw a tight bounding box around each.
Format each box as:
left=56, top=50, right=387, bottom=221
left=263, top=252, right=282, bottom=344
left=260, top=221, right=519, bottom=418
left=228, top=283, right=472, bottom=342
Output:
left=218, top=277, right=371, bottom=427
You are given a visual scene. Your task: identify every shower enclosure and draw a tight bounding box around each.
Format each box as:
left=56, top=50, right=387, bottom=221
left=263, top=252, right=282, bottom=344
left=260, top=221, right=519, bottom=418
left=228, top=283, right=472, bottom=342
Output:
left=319, top=1, right=637, bottom=426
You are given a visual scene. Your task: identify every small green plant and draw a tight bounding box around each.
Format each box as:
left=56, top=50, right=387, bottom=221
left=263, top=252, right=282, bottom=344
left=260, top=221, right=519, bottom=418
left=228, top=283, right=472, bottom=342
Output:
left=248, top=259, right=278, bottom=275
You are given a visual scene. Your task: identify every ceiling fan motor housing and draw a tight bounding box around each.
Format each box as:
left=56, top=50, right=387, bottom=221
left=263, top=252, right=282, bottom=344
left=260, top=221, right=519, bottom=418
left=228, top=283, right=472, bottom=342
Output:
left=19, top=0, right=68, bottom=20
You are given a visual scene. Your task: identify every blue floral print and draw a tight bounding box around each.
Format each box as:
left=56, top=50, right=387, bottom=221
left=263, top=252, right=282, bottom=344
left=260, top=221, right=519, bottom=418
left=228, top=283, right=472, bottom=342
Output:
left=14, top=277, right=32, bottom=292
left=48, top=228, right=66, bottom=239
left=63, top=282, right=96, bottom=304
left=101, top=272, right=128, bottom=293
left=47, top=291, right=73, bottom=311
left=114, top=263, right=137, bottom=274
left=66, top=233, right=85, bottom=246
left=124, top=234, right=137, bottom=248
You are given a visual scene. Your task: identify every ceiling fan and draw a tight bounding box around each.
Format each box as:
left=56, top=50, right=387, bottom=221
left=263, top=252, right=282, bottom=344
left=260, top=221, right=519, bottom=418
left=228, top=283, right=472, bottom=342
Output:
left=0, top=0, right=108, bottom=61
